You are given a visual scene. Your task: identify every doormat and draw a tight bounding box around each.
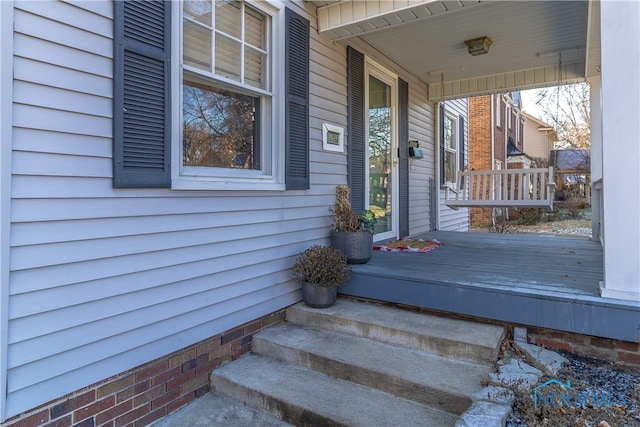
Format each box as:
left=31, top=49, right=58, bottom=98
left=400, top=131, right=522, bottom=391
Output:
left=373, top=238, right=443, bottom=253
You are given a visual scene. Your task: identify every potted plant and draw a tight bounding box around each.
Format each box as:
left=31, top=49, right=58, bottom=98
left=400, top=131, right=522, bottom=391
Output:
left=291, top=245, right=352, bottom=308
left=329, top=185, right=377, bottom=264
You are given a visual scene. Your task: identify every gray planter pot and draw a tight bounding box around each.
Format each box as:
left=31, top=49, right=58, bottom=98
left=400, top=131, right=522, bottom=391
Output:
left=301, top=282, right=338, bottom=308
left=330, top=230, right=373, bottom=264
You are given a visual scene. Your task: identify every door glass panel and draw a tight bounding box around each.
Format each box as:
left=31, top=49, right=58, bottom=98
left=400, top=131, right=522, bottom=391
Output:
left=368, top=75, right=392, bottom=234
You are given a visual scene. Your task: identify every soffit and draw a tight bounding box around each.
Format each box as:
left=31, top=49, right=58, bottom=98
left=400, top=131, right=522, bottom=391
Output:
left=309, top=1, right=596, bottom=98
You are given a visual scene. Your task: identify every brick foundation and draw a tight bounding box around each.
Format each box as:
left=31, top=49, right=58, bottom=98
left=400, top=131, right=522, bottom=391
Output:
left=527, top=327, right=640, bottom=367
left=2, top=310, right=286, bottom=427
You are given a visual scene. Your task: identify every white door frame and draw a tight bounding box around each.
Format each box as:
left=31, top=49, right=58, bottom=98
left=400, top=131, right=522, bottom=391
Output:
left=365, top=59, right=398, bottom=242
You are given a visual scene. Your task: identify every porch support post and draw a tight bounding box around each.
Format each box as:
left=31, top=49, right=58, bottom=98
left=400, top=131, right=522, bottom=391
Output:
left=599, top=0, right=640, bottom=301
left=589, top=77, right=602, bottom=243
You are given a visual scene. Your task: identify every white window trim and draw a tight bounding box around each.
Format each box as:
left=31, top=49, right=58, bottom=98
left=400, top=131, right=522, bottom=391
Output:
left=170, top=0, right=286, bottom=191
left=364, top=58, right=399, bottom=242
left=443, top=110, right=458, bottom=186
left=495, top=94, right=501, bottom=128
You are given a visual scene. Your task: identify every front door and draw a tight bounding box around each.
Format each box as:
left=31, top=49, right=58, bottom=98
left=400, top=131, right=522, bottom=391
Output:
left=366, top=63, right=398, bottom=241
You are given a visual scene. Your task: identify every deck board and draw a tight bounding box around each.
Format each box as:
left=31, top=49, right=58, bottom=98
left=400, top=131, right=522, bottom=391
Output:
left=363, top=231, right=602, bottom=296
left=340, top=231, right=640, bottom=342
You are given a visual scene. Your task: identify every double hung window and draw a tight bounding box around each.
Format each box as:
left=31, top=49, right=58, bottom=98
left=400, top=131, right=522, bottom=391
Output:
left=181, top=1, right=272, bottom=180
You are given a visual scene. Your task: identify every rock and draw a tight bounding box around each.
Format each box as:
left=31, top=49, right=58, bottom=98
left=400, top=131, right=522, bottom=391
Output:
left=472, top=385, right=515, bottom=406
left=455, top=401, right=511, bottom=427
left=514, top=342, right=568, bottom=376
left=497, top=357, right=543, bottom=378
left=489, top=372, right=539, bottom=391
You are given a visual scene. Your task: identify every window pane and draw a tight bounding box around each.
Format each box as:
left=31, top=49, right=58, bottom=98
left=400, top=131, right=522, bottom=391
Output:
left=245, top=46, right=266, bottom=89
left=183, top=79, right=259, bottom=170
left=184, top=20, right=212, bottom=71
left=245, top=6, right=265, bottom=50
left=444, top=115, right=456, bottom=150
left=444, top=151, right=456, bottom=183
left=184, top=0, right=212, bottom=26
left=215, top=34, right=241, bottom=82
left=215, top=0, right=241, bottom=39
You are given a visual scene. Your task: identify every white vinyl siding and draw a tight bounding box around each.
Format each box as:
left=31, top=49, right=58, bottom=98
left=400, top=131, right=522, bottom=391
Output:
left=438, top=98, right=469, bottom=231
left=4, top=1, right=334, bottom=418
left=407, top=87, right=435, bottom=235
left=3, top=0, right=443, bottom=418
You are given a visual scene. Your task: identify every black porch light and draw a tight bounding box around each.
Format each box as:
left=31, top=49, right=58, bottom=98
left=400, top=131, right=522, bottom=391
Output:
left=464, top=36, right=492, bottom=56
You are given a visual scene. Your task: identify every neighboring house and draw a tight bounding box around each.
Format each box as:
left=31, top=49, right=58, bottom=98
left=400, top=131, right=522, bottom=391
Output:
left=0, top=1, right=638, bottom=426
left=522, top=111, right=558, bottom=163
left=468, top=91, right=535, bottom=226
left=438, top=98, right=470, bottom=231
left=551, top=149, right=591, bottom=200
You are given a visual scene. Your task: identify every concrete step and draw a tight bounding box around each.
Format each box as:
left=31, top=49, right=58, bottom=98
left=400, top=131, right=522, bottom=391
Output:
left=210, top=353, right=459, bottom=427
left=252, top=322, right=492, bottom=414
left=286, top=299, right=505, bottom=366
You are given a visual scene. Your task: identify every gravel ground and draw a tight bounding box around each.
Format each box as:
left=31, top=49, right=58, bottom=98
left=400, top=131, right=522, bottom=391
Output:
left=507, top=351, right=640, bottom=427
left=513, top=220, right=592, bottom=238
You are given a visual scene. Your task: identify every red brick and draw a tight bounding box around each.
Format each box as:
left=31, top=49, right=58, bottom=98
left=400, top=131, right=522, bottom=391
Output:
left=151, top=366, right=181, bottom=387
left=116, top=380, right=150, bottom=404
left=220, top=328, right=243, bottom=345
left=150, top=388, right=181, bottom=411
left=168, top=349, right=196, bottom=368
left=180, top=375, right=208, bottom=395
left=262, top=311, right=285, bottom=327
left=534, top=337, right=574, bottom=352
left=97, top=375, right=136, bottom=399
left=195, top=339, right=221, bottom=357
left=182, top=354, right=208, bottom=374
left=43, top=415, right=72, bottom=427
left=615, top=340, right=640, bottom=352
left=133, top=384, right=165, bottom=407
left=134, top=361, right=168, bottom=383
left=95, top=400, right=133, bottom=426
left=73, top=396, right=115, bottom=423
left=5, top=409, right=50, bottom=427
left=73, top=417, right=95, bottom=427
left=195, top=356, right=221, bottom=377
left=591, top=337, right=615, bottom=349
left=617, top=351, right=640, bottom=366
left=134, top=407, right=166, bottom=427
left=115, top=404, right=150, bottom=427
left=166, top=393, right=194, bottom=414
left=50, top=391, right=95, bottom=419
left=166, top=370, right=195, bottom=390
left=243, top=320, right=262, bottom=335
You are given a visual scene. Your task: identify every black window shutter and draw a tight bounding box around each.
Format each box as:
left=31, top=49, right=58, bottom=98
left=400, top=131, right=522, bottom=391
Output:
left=398, top=78, right=409, bottom=237
left=347, top=46, right=365, bottom=214
left=439, top=103, right=446, bottom=186
left=113, top=0, right=171, bottom=188
left=458, top=115, right=466, bottom=189
left=285, top=8, right=310, bottom=190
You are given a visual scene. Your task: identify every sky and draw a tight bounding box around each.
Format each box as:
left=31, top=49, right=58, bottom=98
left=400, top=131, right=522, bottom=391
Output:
left=520, top=89, right=546, bottom=121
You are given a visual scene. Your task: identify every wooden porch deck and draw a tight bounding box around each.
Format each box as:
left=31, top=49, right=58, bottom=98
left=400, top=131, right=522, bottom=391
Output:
left=340, top=231, right=640, bottom=342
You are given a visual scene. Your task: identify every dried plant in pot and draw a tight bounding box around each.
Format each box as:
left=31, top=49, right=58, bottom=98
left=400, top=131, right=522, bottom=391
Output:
left=291, top=245, right=352, bottom=308
left=329, top=185, right=377, bottom=264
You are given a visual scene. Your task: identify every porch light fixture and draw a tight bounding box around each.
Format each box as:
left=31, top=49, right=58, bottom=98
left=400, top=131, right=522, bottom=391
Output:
left=464, top=36, right=492, bottom=56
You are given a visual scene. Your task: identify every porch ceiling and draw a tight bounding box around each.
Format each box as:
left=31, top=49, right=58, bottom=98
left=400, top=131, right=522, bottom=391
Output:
left=310, top=1, right=600, bottom=100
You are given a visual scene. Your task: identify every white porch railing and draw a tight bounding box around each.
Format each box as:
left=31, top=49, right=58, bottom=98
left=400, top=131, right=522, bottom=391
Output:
left=444, top=167, right=555, bottom=209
